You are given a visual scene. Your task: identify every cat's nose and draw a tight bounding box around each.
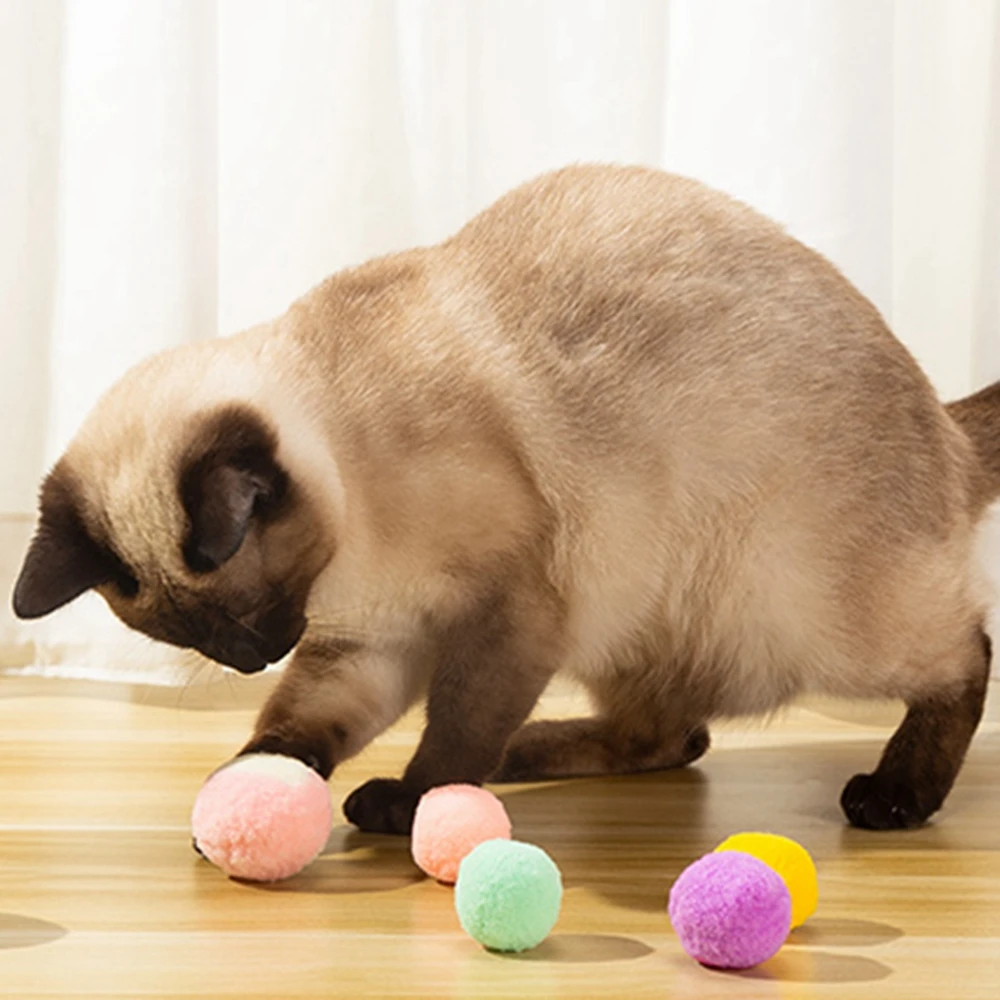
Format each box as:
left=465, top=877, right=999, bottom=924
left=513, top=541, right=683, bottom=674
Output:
left=204, top=637, right=268, bottom=674
left=226, top=639, right=269, bottom=674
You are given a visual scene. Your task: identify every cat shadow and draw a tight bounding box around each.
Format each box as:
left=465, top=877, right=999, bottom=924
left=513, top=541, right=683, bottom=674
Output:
left=501, top=766, right=713, bottom=913
left=254, top=732, right=996, bottom=912
left=0, top=913, right=67, bottom=950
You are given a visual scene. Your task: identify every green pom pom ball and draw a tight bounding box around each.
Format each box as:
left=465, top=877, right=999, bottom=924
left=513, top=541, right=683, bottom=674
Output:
left=454, top=839, right=563, bottom=952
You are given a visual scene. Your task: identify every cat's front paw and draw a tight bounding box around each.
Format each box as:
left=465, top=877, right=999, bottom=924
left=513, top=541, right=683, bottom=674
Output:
left=343, top=777, right=421, bottom=835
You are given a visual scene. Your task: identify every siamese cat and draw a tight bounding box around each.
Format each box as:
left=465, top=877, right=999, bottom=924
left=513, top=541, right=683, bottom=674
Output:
left=12, top=165, right=1000, bottom=835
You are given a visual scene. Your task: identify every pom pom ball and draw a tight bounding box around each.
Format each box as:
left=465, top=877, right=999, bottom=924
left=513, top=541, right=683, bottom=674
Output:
left=715, top=831, right=818, bottom=928
left=411, top=784, right=512, bottom=884
left=454, top=839, right=563, bottom=952
left=191, top=754, right=332, bottom=882
left=668, top=851, right=791, bottom=969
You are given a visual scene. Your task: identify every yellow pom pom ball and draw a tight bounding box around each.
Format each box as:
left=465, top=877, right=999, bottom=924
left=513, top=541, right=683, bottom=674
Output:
left=714, top=832, right=818, bottom=929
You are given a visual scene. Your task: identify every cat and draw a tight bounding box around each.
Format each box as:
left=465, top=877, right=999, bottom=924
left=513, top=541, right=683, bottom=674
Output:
left=13, top=164, right=1000, bottom=834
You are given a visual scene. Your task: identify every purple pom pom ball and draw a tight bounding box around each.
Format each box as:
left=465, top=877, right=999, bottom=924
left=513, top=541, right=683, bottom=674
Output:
left=668, top=851, right=792, bottom=969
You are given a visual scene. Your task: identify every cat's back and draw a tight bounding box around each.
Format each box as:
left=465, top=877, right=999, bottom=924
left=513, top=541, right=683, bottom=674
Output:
left=449, top=164, right=898, bottom=371
left=447, top=165, right=964, bottom=508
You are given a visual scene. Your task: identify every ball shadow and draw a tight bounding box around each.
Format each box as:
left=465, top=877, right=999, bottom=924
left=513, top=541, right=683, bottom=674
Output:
left=502, top=933, right=654, bottom=963
left=788, top=917, right=903, bottom=948
left=738, top=948, right=893, bottom=984
left=0, top=913, right=68, bottom=950
left=249, top=824, right=423, bottom=895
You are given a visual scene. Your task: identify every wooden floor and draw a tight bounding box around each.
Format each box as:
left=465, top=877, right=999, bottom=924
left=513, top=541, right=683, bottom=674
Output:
left=0, top=674, right=997, bottom=999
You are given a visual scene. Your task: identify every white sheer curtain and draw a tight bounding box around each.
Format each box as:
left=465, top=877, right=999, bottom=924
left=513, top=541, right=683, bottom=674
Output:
left=1, top=0, right=998, bottom=682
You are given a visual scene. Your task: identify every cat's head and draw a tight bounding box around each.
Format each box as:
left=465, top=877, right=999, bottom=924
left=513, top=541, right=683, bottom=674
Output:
left=12, top=344, right=338, bottom=673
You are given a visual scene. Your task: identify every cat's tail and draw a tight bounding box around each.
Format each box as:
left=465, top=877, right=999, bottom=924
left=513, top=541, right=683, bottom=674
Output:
left=947, top=380, right=1000, bottom=507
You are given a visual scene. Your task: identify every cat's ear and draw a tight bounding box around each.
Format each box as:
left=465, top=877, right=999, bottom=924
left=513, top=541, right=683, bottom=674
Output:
left=12, top=467, right=118, bottom=618
left=180, top=406, right=289, bottom=573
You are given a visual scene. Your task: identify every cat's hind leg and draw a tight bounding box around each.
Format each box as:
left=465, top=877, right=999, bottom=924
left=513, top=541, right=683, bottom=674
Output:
left=840, top=624, right=990, bottom=830
left=492, top=652, right=710, bottom=782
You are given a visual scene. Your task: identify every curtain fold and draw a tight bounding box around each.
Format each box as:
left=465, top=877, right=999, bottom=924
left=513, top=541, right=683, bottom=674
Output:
left=1, top=0, right=998, bottom=683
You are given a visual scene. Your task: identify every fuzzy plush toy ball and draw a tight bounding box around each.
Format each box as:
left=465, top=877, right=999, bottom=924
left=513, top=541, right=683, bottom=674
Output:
left=454, top=839, right=563, bottom=952
left=410, top=784, right=512, bottom=884
left=668, top=851, right=792, bottom=969
left=715, top=831, right=818, bottom=929
left=191, top=754, right=332, bottom=882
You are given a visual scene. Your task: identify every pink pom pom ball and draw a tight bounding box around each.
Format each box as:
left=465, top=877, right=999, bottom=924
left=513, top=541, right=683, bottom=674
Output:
left=411, top=784, right=512, bottom=884
left=668, top=851, right=792, bottom=969
left=191, top=754, right=332, bottom=882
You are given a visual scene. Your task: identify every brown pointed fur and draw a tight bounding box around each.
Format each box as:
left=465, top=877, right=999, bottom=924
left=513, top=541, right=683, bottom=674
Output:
left=13, top=165, right=1000, bottom=833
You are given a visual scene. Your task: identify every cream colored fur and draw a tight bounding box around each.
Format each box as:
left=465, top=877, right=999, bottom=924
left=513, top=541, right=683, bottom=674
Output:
left=22, top=165, right=998, bottom=832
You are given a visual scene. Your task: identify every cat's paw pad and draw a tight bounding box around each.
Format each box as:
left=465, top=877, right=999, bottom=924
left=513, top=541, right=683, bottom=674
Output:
left=343, top=777, right=420, bottom=835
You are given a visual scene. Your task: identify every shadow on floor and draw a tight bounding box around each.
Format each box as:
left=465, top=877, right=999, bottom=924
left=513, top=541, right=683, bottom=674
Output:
left=734, top=948, right=893, bottom=984
left=504, top=933, right=654, bottom=963
left=249, top=731, right=995, bottom=920
left=788, top=917, right=903, bottom=948
left=665, top=948, right=895, bottom=985
left=0, top=913, right=67, bottom=951
left=252, top=823, right=424, bottom=896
